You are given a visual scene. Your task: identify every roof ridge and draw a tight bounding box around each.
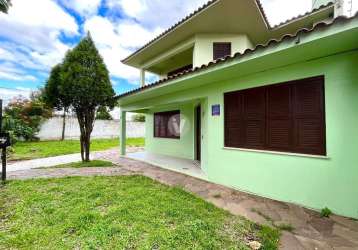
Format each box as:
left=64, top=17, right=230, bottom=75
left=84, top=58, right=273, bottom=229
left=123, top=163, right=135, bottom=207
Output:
left=116, top=12, right=358, bottom=99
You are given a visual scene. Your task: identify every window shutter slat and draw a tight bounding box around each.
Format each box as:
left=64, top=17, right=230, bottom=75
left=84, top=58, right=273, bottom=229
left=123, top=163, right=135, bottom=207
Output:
left=224, top=92, right=244, bottom=147
left=154, top=114, right=160, bottom=137
left=213, top=43, right=231, bottom=60
left=243, top=88, right=266, bottom=149
left=267, top=84, right=292, bottom=150
left=293, top=78, right=325, bottom=155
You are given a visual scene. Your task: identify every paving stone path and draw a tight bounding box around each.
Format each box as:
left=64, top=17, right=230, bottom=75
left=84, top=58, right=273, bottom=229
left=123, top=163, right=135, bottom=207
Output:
left=6, top=149, right=358, bottom=250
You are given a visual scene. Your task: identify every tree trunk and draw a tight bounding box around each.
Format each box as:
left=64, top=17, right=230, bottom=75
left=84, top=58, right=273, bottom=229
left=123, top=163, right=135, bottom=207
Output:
left=77, top=113, right=85, bottom=162
left=76, top=108, right=95, bottom=162
left=61, top=109, right=66, bottom=141
left=80, top=134, right=85, bottom=162
left=84, top=134, right=91, bottom=162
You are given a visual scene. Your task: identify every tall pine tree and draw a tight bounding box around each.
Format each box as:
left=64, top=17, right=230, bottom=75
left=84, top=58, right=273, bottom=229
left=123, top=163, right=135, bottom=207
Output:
left=60, top=33, right=116, bottom=161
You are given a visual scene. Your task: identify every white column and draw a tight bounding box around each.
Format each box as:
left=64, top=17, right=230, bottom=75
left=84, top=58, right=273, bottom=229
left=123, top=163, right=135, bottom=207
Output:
left=140, top=69, right=145, bottom=87
left=120, top=111, right=126, bottom=156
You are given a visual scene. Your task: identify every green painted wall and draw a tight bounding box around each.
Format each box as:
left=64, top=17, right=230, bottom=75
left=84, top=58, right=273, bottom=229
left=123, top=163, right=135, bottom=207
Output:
left=138, top=50, right=358, bottom=218
left=145, top=103, right=196, bottom=160
left=206, top=50, right=358, bottom=219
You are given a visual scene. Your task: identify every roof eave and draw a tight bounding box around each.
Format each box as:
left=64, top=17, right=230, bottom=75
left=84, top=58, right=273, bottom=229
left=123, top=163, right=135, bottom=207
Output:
left=121, top=1, right=335, bottom=66
left=116, top=13, right=358, bottom=101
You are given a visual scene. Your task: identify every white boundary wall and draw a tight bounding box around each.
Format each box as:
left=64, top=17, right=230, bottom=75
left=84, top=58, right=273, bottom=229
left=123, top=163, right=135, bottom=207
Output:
left=37, top=117, right=145, bottom=140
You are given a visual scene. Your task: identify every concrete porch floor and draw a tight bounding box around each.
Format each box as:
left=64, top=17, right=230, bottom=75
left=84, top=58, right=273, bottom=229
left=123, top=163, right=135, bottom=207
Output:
left=126, top=151, right=207, bottom=181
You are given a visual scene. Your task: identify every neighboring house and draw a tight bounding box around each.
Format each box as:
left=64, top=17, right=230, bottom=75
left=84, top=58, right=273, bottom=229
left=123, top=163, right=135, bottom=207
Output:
left=117, top=0, right=358, bottom=219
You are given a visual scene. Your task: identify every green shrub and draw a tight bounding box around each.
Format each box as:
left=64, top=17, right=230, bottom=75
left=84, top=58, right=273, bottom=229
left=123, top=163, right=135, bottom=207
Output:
left=2, top=94, right=52, bottom=143
left=96, top=106, right=113, bottom=120
left=133, top=114, right=145, bottom=122
left=320, top=207, right=332, bottom=218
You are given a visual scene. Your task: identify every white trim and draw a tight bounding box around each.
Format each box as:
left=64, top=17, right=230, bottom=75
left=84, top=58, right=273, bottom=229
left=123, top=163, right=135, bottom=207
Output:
left=223, top=147, right=329, bottom=159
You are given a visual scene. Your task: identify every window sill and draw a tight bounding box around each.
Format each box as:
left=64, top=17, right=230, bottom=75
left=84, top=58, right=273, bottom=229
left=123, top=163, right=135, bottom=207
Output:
left=154, top=137, right=180, bottom=140
left=223, top=147, right=330, bottom=159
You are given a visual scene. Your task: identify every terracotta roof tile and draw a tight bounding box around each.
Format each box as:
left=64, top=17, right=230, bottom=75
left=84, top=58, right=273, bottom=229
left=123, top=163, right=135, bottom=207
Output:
left=116, top=12, right=358, bottom=100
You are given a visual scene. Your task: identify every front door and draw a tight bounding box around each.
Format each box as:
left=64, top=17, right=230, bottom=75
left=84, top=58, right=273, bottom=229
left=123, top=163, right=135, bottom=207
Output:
left=196, top=105, right=201, bottom=162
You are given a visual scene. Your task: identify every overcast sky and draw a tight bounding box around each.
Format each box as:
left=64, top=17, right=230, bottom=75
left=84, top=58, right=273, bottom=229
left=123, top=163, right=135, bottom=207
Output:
left=0, top=0, right=357, bottom=101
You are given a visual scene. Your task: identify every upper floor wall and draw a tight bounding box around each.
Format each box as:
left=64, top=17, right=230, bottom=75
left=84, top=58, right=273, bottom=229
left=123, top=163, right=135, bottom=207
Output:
left=193, top=33, right=253, bottom=67
left=142, top=33, right=253, bottom=82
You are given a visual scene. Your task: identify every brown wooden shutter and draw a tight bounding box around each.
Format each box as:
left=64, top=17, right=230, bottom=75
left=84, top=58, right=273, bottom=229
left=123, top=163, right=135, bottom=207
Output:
left=154, top=114, right=160, bottom=137
left=213, top=43, right=231, bottom=60
left=243, top=88, right=266, bottom=149
left=267, top=84, right=293, bottom=151
left=224, top=91, right=243, bottom=147
left=292, top=77, right=325, bottom=155
left=224, top=76, right=326, bottom=155
left=160, top=115, right=167, bottom=137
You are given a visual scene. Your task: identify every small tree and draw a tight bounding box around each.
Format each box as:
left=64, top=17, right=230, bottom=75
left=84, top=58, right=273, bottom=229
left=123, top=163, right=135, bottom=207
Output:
left=43, top=64, right=71, bottom=140
left=61, top=34, right=116, bottom=162
left=133, top=114, right=145, bottom=122
left=96, top=106, right=113, bottom=120
left=0, top=0, right=11, bottom=13
left=2, top=94, right=52, bottom=142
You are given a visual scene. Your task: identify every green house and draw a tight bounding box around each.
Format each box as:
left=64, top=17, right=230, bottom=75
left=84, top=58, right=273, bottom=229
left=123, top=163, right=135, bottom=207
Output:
left=117, top=0, right=358, bottom=219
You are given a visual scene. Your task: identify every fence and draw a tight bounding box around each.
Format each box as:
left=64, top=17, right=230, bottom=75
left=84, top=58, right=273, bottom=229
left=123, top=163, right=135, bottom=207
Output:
left=37, top=117, right=145, bottom=140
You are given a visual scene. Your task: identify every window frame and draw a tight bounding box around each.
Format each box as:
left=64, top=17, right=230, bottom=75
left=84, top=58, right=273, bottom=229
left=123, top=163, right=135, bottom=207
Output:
left=153, top=110, right=181, bottom=139
left=213, top=42, right=232, bottom=61
left=224, top=76, right=326, bottom=156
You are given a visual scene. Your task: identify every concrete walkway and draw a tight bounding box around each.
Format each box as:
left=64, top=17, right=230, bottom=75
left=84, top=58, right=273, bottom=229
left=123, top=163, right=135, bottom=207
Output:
left=7, top=153, right=83, bottom=172
left=7, top=147, right=143, bottom=172
left=6, top=150, right=358, bottom=250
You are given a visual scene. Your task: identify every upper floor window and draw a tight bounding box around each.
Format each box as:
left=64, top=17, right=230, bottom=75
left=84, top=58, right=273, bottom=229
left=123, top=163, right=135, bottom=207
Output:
left=154, top=110, right=180, bottom=139
left=213, top=42, right=231, bottom=60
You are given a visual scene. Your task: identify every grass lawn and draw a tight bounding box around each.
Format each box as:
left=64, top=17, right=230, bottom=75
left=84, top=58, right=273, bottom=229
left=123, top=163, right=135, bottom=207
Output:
left=47, top=160, right=114, bottom=169
left=0, top=176, right=279, bottom=249
left=9, top=138, right=144, bottom=161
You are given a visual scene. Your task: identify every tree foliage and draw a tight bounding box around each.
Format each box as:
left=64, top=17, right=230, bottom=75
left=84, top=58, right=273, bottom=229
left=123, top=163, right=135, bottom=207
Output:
left=43, top=64, right=71, bottom=111
left=44, top=33, right=116, bottom=161
left=2, top=94, right=52, bottom=142
left=96, top=106, right=113, bottom=120
left=0, top=0, right=11, bottom=13
left=42, top=63, right=72, bottom=140
left=132, top=114, right=145, bottom=122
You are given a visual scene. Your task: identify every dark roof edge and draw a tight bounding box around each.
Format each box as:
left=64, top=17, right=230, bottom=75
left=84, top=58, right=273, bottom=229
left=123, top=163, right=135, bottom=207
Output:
left=116, top=12, right=358, bottom=100
left=121, top=0, right=334, bottom=64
